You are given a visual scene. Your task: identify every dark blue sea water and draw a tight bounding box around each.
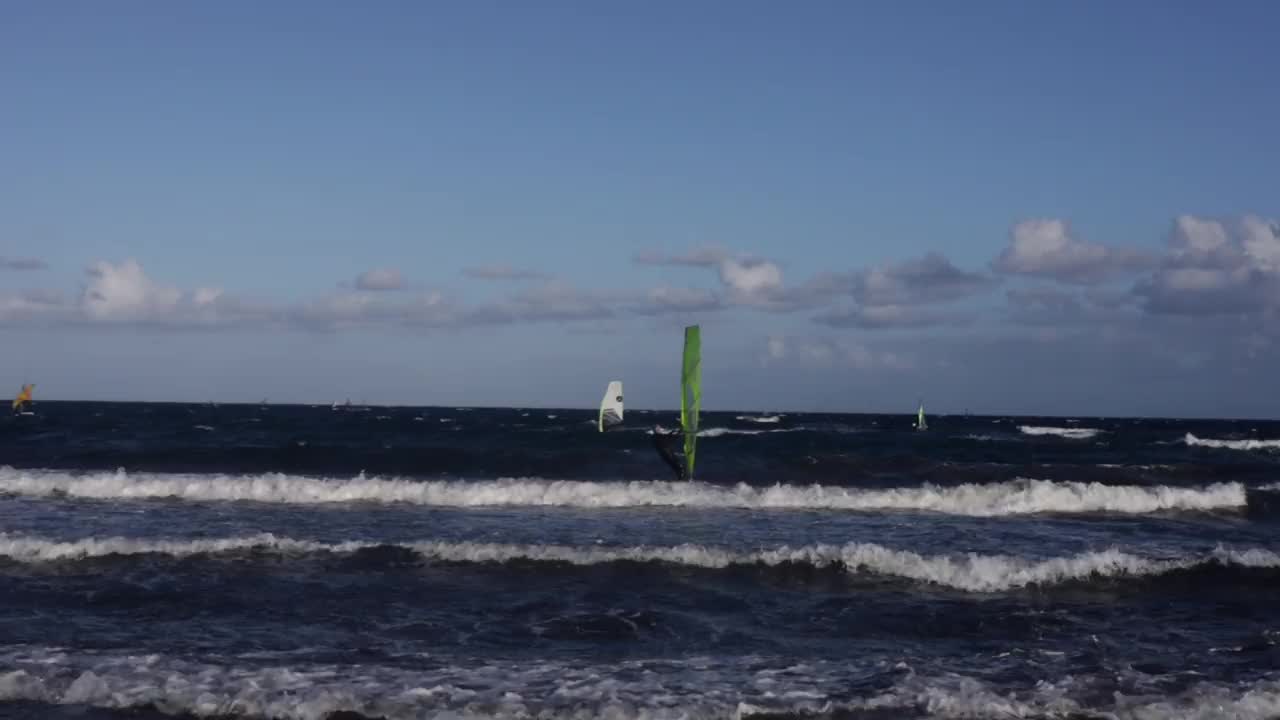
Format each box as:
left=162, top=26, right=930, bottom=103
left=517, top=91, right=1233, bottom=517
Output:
left=1, top=402, right=1279, bottom=719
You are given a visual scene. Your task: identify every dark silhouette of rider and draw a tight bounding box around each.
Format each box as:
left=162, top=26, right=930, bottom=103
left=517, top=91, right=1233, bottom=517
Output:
left=651, top=424, right=687, bottom=481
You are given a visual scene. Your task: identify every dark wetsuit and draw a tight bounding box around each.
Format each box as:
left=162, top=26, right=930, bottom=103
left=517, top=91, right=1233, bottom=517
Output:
left=651, top=426, right=687, bottom=481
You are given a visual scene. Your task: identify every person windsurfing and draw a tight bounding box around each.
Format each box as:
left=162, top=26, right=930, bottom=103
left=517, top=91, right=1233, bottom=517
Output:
left=651, top=424, right=686, bottom=481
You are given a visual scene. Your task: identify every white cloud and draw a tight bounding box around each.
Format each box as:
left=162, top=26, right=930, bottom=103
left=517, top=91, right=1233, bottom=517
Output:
left=81, top=260, right=184, bottom=322
left=762, top=335, right=914, bottom=370
left=641, top=286, right=722, bottom=314
left=292, top=292, right=381, bottom=330
left=355, top=268, right=405, bottom=291
left=992, top=219, right=1152, bottom=284
left=1005, top=285, right=1139, bottom=326
left=850, top=252, right=996, bottom=306
left=636, top=245, right=824, bottom=312
left=73, top=260, right=265, bottom=328
left=718, top=257, right=784, bottom=304
left=0, top=289, right=65, bottom=322
left=766, top=336, right=787, bottom=361
left=1136, top=214, right=1280, bottom=315
left=1241, top=215, right=1280, bottom=272
left=1172, top=215, right=1231, bottom=256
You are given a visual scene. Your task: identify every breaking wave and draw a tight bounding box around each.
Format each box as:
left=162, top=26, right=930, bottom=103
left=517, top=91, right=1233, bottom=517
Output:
left=3, top=645, right=1280, bottom=720
left=1184, top=433, right=1280, bottom=452
left=3, top=532, right=1277, bottom=593
left=0, top=468, right=1247, bottom=516
left=1018, top=425, right=1102, bottom=440
left=696, top=427, right=797, bottom=437
left=647, top=425, right=796, bottom=437
left=736, top=415, right=782, bottom=424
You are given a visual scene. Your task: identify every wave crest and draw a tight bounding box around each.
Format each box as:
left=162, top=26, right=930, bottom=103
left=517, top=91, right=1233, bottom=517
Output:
left=4, top=532, right=1276, bottom=593
left=0, top=468, right=1247, bottom=516
left=1185, top=432, right=1280, bottom=451
left=1019, top=425, right=1102, bottom=440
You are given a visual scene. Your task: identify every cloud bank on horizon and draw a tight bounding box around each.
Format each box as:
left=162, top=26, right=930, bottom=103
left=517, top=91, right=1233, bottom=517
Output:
left=6, top=213, right=1276, bottom=328
left=3, top=213, right=1278, bottom=415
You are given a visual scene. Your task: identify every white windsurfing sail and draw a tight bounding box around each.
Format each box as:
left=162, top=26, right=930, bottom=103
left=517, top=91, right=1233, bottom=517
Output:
left=598, top=380, right=623, bottom=432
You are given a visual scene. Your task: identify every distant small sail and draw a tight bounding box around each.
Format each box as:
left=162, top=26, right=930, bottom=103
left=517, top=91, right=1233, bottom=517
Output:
left=598, top=381, right=623, bottom=432
left=915, top=402, right=928, bottom=431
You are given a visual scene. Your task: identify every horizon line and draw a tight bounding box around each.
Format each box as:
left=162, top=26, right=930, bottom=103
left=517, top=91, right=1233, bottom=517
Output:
left=13, top=399, right=1278, bottom=424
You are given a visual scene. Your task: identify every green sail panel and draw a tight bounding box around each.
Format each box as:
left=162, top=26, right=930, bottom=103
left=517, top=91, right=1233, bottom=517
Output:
left=680, top=325, right=702, bottom=479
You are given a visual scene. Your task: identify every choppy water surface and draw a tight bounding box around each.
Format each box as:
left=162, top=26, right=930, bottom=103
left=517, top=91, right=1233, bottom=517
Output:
left=1, top=402, right=1279, bottom=719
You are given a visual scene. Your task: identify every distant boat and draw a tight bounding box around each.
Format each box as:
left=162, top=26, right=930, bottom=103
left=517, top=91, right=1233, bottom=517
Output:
left=332, top=398, right=370, bottom=412
left=12, top=383, right=34, bottom=416
left=598, top=381, right=623, bottom=432
left=914, top=401, right=928, bottom=431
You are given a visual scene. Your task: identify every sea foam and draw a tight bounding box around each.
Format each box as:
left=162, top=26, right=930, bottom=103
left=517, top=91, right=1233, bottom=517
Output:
left=2, top=532, right=1274, bottom=593
left=0, top=467, right=1246, bottom=516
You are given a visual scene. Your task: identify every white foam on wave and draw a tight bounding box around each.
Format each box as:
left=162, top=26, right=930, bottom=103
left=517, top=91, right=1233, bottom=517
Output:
left=647, top=426, right=796, bottom=437
left=1019, top=425, right=1102, bottom=440
left=1184, top=433, right=1280, bottom=451
left=0, top=467, right=1245, bottom=516
left=697, top=427, right=776, bottom=437
left=837, top=671, right=1280, bottom=720
left=0, top=646, right=851, bottom=720
left=4, top=645, right=1280, bottom=720
left=0, top=532, right=350, bottom=564
left=964, top=433, right=1005, bottom=442
left=736, top=415, right=781, bottom=424
left=3, top=532, right=1275, bottom=593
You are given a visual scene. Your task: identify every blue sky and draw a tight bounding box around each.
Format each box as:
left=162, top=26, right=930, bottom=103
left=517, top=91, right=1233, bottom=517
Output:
left=2, top=1, right=1278, bottom=417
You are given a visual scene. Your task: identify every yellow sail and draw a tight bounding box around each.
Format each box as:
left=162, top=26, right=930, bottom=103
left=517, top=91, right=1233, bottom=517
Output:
left=12, top=384, right=33, bottom=411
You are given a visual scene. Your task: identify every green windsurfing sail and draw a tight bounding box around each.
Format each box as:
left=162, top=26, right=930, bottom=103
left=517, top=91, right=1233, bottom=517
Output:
left=916, top=402, right=927, bottom=431
left=680, top=325, right=702, bottom=479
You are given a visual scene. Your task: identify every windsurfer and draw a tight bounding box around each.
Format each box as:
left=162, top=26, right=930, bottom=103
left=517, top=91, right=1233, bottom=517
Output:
left=12, top=384, right=34, bottom=416
left=651, top=424, right=686, bottom=481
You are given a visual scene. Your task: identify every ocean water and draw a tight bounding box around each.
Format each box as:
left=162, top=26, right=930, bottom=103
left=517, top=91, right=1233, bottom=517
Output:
left=1, top=402, right=1279, bottom=719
